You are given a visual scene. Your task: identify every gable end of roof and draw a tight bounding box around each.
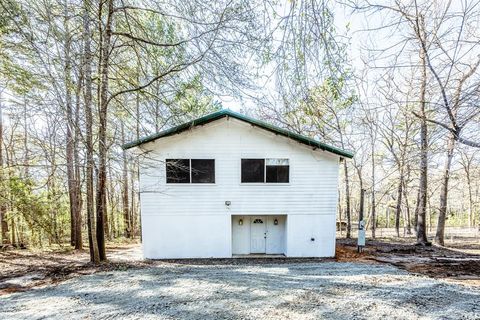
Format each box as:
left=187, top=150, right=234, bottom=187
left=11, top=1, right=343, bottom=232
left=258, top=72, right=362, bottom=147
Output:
left=122, top=109, right=354, bottom=159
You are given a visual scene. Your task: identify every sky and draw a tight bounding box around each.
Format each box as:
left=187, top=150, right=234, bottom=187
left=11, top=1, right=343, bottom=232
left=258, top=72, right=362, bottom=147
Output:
left=219, top=1, right=475, bottom=112
left=218, top=2, right=378, bottom=113
left=216, top=0, right=480, bottom=178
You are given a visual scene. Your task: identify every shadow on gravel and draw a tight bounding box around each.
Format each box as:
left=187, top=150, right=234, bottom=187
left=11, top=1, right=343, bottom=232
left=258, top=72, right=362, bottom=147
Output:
left=2, top=262, right=479, bottom=319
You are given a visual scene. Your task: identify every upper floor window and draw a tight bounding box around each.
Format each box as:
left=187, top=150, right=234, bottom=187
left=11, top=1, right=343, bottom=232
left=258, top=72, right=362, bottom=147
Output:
left=166, top=159, right=215, bottom=184
left=191, top=159, right=215, bottom=183
left=241, top=158, right=289, bottom=183
left=241, top=159, right=264, bottom=183
left=166, top=159, right=190, bottom=183
left=266, top=158, right=289, bottom=183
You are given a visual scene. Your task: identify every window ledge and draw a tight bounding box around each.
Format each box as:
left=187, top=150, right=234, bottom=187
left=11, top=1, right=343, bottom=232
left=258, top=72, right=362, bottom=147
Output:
left=166, top=183, right=217, bottom=186
left=240, top=183, right=291, bottom=186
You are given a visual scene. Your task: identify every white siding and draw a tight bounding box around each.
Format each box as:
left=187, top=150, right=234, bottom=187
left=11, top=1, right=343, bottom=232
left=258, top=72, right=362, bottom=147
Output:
left=142, top=215, right=230, bottom=258
left=286, top=215, right=336, bottom=257
left=138, top=117, right=340, bottom=258
left=231, top=216, right=251, bottom=255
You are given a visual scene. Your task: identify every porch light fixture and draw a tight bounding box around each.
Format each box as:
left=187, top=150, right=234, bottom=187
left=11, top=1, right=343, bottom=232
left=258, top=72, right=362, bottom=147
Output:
left=238, top=219, right=243, bottom=226
left=274, top=219, right=278, bottom=225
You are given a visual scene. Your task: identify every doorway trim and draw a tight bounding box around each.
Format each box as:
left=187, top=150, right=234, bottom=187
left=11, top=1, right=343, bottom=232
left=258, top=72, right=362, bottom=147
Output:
left=231, top=214, right=287, bottom=256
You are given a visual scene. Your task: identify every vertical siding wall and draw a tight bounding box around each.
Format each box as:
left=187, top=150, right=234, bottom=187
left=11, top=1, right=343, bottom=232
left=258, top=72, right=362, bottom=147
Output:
left=138, top=118, right=340, bottom=258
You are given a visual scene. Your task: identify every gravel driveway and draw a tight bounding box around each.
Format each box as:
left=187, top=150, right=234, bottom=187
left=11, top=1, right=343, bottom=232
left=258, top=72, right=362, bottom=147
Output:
left=1, top=261, right=479, bottom=320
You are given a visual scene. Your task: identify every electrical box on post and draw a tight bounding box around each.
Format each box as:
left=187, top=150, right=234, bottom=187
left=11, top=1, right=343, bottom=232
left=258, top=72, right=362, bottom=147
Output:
left=357, top=220, right=365, bottom=252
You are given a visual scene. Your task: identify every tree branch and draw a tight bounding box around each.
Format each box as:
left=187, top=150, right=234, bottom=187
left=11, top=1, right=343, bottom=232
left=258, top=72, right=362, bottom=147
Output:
left=107, top=0, right=230, bottom=105
left=456, top=136, right=480, bottom=148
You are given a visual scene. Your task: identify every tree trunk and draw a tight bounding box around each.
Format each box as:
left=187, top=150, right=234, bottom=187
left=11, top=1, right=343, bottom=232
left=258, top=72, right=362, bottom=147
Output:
left=338, top=191, right=342, bottom=236
left=121, top=123, right=131, bottom=238
left=371, top=144, right=376, bottom=239
left=63, top=1, right=77, bottom=246
left=385, top=207, right=389, bottom=228
left=435, top=133, right=456, bottom=245
left=6, top=146, right=14, bottom=245
left=23, top=99, right=29, bottom=179
left=95, top=0, right=114, bottom=261
left=11, top=218, right=16, bottom=246
left=0, top=95, right=9, bottom=245
left=466, top=165, right=473, bottom=228
left=130, top=164, right=136, bottom=237
left=416, top=34, right=430, bottom=245
left=83, top=0, right=99, bottom=263
left=461, top=152, right=474, bottom=229
left=74, top=76, right=83, bottom=249
left=135, top=89, right=141, bottom=240
left=359, top=188, right=365, bottom=223
left=73, top=59, right=84, bottom=250
left=402, top=178, right=412, bottom=235
left=154, top=83, right=160, bottom=132
left=395, top=168, right=404, bottom=237
left=413, top=188, right=419, bottom=233
left=357, top=167, right=364, bottom=231
left=415, top=111, right=429, bottom=245
left=106, top=164, right=115, bottom=239
left=343, top=161, right=351, bottom=238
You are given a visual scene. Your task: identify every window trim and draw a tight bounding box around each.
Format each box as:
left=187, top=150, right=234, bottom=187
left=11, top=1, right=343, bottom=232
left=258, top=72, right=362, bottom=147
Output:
left=166, top=158, right=216, bottom=185
left=240, top=158, right=290, bottom=185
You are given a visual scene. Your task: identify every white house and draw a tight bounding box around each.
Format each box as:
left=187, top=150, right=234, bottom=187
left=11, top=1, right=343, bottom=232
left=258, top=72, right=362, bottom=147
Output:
left=123, top=109, right=353, bottom=259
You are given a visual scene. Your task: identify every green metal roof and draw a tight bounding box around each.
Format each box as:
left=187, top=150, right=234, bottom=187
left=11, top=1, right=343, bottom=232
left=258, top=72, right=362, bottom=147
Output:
left=122, top=109, right=354, bottom=158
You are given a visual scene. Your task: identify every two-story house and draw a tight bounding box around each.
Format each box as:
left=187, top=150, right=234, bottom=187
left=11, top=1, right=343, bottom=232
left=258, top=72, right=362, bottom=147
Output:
left=123, top=109, right=353, bottom=259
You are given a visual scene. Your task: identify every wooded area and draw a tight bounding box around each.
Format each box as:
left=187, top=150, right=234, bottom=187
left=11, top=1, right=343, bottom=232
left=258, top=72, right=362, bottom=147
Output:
left=0, top=0, right=479, bottom=263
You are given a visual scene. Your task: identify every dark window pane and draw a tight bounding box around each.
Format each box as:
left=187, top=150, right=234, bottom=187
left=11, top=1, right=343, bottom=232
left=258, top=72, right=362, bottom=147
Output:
left=266, top=165, right=289, bottom=183
left=166, top=159, right=190, bottom=183
left=241, top=159, right=265, bottom=183
left=191, top=159, right=215, bottom=183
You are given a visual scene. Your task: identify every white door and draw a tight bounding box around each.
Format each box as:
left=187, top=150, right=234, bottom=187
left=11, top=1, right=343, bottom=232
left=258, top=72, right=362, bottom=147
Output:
left=250, top=216, right=266, bottom=253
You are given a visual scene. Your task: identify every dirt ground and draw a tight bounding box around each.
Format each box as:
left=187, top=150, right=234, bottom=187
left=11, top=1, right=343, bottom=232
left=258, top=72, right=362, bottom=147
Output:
left=1, top=233, right=479, bottom=319
left=336, top=237, right=480, bottom=286
left=0, top=243, right=149, bottom=295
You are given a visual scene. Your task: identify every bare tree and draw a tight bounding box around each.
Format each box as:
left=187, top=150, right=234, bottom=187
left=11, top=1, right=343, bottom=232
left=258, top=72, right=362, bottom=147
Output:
left=459, top=149, right=479, bottom=228
left=83, top=0, right=100, bottom=263
left=0, top=91, right=9, bottom=246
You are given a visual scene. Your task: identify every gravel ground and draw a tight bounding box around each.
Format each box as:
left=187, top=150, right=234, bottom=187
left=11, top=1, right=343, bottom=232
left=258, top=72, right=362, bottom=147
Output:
left=1, top=262, right=479, bottom=320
